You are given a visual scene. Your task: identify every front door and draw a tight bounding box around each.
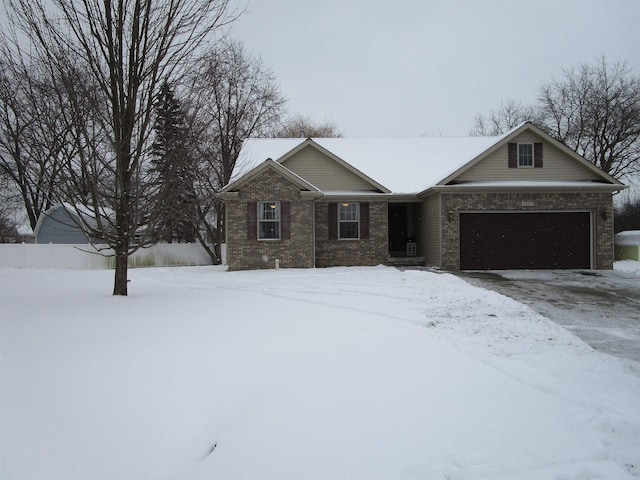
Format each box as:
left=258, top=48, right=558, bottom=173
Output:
left=389, top=204, right=408, bottom=256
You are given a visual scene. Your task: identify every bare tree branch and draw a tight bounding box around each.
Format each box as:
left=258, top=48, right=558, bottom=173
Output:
left=470, top=99, right=541, bottom=136
left=186, top=38, right=287, bottom=262
left=539, top=58, right=640, bottom=178
left=472, top=57, right=640, bottom=180
left=277, top=114, right=343, bottom=138
left=5, top=0, right=237, bottom=295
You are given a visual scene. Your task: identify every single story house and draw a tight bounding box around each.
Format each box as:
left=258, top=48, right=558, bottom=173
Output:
left=220, top=122, right=626, bottom=271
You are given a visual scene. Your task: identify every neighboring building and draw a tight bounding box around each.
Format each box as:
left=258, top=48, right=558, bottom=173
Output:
left=34, top=204, right=105, bottom=244
left=220, top=122, right=626, bottom=271
left=615, top=231, right=640, bottom=261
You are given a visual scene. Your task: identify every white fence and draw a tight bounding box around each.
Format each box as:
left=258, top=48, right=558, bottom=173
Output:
left=0, top=243, right=222, bottom=269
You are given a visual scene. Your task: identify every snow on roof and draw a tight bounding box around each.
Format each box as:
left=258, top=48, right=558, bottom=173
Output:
left=615, top=230, right=640, bottom=245
left=235, top=136, right=503, bottom=193
left=49, top=202, right=115, bottom=221
left=17, top=224, right=34, bottom=236
left=34, top=203, right=115, bottom=237
left=447, top=181, right=618, bottom=188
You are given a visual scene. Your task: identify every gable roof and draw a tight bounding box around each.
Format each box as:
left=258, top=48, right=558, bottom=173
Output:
left=437, top=122, right=624, bottom=187
left=235, top=136, right=502, bottom=194
left=278, top=139, right=392, bottom=193
left=231, top=122, right=625, bottom=195
left=220, top=158, right=322, bottom=195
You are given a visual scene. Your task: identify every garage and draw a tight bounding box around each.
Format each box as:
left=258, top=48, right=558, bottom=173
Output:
left=460, top=212, right=591, bottom=270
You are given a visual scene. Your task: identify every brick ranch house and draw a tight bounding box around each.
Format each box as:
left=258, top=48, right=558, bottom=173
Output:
left=219, top=122, right=626, bottom=271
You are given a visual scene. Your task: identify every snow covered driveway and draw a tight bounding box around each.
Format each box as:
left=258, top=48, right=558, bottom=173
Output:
left=1, top=265, right=640, bottom=479
left=456, top=262, right=640, bottom=363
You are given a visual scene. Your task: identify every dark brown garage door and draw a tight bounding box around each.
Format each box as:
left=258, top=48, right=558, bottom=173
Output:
left=460, top=212, right=591, bottom=270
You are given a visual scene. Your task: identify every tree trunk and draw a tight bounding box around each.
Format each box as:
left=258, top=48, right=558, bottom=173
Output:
left=113, top=253, right=129, bottom=296
left=197, top=235, right=219, bottom=264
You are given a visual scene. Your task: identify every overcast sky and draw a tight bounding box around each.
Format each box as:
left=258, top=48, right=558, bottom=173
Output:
left=227, top=0, right=640, bottom=137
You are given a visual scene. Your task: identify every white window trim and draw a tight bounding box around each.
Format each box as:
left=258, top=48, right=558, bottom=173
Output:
left=258, top=201, right=281, bottom=241
left=518, top=143, right=534, bottom=168
left=338, top=202, right=360, bottom=240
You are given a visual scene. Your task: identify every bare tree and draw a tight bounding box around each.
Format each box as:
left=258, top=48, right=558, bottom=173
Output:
left=5, top=0, right=236, bottom=295
left=187, top=38, right=286, bottom=262
left=472, top=58, right=640, bottom=180
left=0, top=47, right=68, bottom=231
left=0, top=214, right=19, bottom=243
left=539, top=58, right=640, bottom=179
left=277, top=114, right=342, bottom=138
left=614, top=190, right=640, bottom=233
left=470, top=99, right=541, bottom=136
left=0, top=172, right=20, bottom=242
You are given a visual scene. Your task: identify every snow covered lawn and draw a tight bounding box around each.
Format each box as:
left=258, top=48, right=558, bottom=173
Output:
left=1, top=265, right=639, bottom=479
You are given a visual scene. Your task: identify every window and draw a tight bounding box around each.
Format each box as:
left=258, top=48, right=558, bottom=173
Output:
left=338, top=203, right=359, bottom=239
left=518, top=143, right=533, bottom=167
left=508, top=142, right=543, bottom=169
left=258, top=201, right=280, bottom=240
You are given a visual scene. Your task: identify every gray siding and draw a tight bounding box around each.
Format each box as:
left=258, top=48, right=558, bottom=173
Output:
left=455, top=133, right=601, bottom=183
left=36, top=208, right=89, bottom=244
left=281, top=145, right=377, bottom=191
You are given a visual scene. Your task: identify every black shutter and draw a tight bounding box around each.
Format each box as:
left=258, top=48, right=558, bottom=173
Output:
left=534, top=142, right=543, bottom=168
left=280, top=201, right=290, bottom=240
left=328, top=203, right=337, bottom=239
left=247, top=202, right=257, bottom=240
left=508, top=143, right=517, bottom=168
left=360, top=202, right=370, bottom=239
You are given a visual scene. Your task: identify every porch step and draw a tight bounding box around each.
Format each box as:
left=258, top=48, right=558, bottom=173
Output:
left=387, top=256, right=426, bottom=267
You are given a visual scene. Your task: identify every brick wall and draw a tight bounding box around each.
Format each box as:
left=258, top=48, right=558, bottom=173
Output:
left=225, top=169, right=315, bottom=271
left=315, top=201, right=388, bottom=267
left=439, top=191, right=614, bottom=270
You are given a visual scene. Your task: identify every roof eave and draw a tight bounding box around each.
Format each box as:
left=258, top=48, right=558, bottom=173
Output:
left=436, top=123, right=531, bottom=185
left=437, top=122, right=625, bottom=187
left=319, top=191, right=419, bottom=202
left=423, top=182, right=627, bottom=195
left=220, top=158, right=321, bottom=195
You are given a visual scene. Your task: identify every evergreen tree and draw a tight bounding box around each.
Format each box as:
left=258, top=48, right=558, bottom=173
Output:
left=151, top=81, right=197, bottom=243
left=5, top=0, right=234, bottom=295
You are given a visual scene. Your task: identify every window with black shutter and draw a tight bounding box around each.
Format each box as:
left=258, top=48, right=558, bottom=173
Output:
left=247, top=202, right=257, bottom=240
left=508, top=142, right=543, bottom=168
left=534, top=142, right=543, bottom=168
